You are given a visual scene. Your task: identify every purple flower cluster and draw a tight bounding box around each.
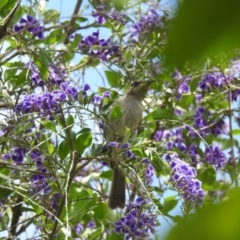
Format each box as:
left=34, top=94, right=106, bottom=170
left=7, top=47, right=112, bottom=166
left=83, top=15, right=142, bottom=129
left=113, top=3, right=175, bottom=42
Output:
left=115, top=197, right=157, bottom=239
left=169, top=154, right=205, bottom=207
left=92, top=91, right=111, bottom=105
left=74, top=220, right=96, bottom=235
left=204, top=145, right=226, bottom=169
left=130, top=9, right=163, bottom=37
left=26, top=62, right=67, bottom=86
left=199, top=71, right=228, bottom=90
left=193, top=107, right=209, bottom=137
left=92, top=4, right=127, bottom=25
left=193, top=107, right=226, bottom=137
left=13, top=15, right=44, bottom=39
left=74, top=222, right=84, bottom=235
left=50, top=193, right=61, bottom=212
left=15, top=83, right=78, bottom=116
left=30, top=150, right=51, bottom=195
left=78, top=30, right=120, bottom=61
left=4, top=147, right=27, bottom=164
left=141, top=158, right=154, bottom=185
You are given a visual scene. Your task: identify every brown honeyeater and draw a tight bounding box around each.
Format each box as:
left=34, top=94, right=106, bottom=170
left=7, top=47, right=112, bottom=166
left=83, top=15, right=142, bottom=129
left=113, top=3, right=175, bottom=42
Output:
left=104, top=80, right=155, bottom=209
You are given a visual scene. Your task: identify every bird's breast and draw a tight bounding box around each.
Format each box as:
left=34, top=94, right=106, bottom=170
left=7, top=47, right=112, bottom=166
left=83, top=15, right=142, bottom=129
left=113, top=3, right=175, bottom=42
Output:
left=119, top=97, right=142, bottom=130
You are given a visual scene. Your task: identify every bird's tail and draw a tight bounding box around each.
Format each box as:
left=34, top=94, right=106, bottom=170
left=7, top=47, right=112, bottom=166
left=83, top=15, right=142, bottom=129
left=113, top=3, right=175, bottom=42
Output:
left=108, top=165, right=125, bottom=209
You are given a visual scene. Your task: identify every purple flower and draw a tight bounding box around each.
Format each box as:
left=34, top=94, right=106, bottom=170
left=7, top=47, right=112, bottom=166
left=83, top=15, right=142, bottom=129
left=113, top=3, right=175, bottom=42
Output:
left=78, top=30, right=121, bottom=61
left=74, top=222, right=84, bottom=235
left=83, top=84, right=90, bottom=95
left=109, top=141, right=120, bottom=148
left=48, top=64, right=66, bottom=85
left=205, top=145, right=226, bottom=169
left=92, top=94, right=103, bottom=105
left=211, top=119, right=227, bottom=136
left=114, top=208, right=157, bottom=239
left=130, top=9, right=163, bottom=37
left=199, top=70, right=230, bottom=90
left=31, top=174, right=51, bottom=195
left=103, top=91, right=111, bottom=99
left=141, top=158, right=155, bottom=185
left=13, top=15, right=44, bottom=39
left=11, top=147, right=26, bottom=164
left=169, top=153, right=204, bottom=207
left=87, top=220, right=96, bottom=228
left=92, top=4, right=127, bottom=25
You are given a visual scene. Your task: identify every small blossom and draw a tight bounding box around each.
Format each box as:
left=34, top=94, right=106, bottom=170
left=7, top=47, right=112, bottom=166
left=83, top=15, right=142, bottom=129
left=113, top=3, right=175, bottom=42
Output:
left=205, top=145, right=226, bottom=169
left=13, top=15, right=44, bottom=39
left=109, top=141, right=120, bottom=148
left=74, top=222, right=84, bottom=235
left=92, top=94, right=103, bottom=105
left=83, top=84, right=91, bottom=95
left=103, top=91, right=111, bottom=99
left=130, top=9, right=164, bottom=37
left=87, top=220, right=96, bottom=229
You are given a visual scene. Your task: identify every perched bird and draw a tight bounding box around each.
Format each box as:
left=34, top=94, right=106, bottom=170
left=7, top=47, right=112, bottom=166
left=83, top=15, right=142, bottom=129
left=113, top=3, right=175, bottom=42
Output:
left=104, top=80, right=155, bottom=209
left=0, top=0, right=20, bottom=40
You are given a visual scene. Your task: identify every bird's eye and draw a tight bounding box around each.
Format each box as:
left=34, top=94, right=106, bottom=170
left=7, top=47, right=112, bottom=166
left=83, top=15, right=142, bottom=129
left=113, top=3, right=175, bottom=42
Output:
left=131, top=81, right=139, bottom=87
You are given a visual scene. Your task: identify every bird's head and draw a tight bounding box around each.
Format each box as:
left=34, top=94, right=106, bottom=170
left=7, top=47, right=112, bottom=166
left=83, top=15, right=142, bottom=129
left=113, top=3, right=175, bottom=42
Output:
left=127, top=80, right=155, bottom=100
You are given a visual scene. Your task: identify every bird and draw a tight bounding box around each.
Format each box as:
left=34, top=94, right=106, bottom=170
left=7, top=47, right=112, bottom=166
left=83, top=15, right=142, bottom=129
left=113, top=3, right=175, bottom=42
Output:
left=104, top=80, right=155, bottom=209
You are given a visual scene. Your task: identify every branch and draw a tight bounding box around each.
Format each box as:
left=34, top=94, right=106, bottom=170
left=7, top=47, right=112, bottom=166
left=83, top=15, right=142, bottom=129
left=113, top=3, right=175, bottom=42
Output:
left=63, top=0, right=83, bottom=45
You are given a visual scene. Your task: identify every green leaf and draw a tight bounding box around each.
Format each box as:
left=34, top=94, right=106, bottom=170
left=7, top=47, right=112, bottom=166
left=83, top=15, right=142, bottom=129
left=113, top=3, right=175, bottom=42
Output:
left=44, top=9, right=60, bottom=22
left=41, top=120, right=57, bottom=133
left=166, top=190, right=240, bottom=240
left=0, top=0, right=7, bottom=9
left=66, top=115, right=74, bottom=128
left=178, top=95, right=195, bottom=109
left=145, top=109, right=177, bottom=121
left=165, top=0, right=240, bottom=67
left=110, top=105, right=122, bottom=120
left=46, top=28, right=63, bottom=45
left=161, top=196, right=178, bottom=215
left=99, top=170, right=112, bottom=180
left=74, top=132, right=92, bottom=154
left=105, top=71, right=121, bottom=87
left=198, top=168, right=216, bottom=185
left=94, top=202, right=108, bottom=221
left=58, top=140, right=70, bottom=160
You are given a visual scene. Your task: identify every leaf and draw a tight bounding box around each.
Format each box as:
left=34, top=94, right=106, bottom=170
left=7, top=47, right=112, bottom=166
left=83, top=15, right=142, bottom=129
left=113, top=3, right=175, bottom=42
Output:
left=74, top=132, right=92, bottom=154
left=110, top=105, right=122, bottom=120
left=165, top=0, right=240, bottom=67
left=44, top=9, right=60, bottom=22
left=145, top=109, right=177, bottom=121
left=66, top=115, right=74, bottom=128
left=46, top=28, right=63, bottom=45
left=105, top=71, right=121, bottom=87
left=41, top=120, right=57, bottom=133
left=198, top=168, right=216, bottom=186
left=94, top=202, right=108, bottom=220
left=58, top=140, right=70, bottom=160
left=161, top=196, right=178, bottom=215
left=0, top=0, right=8, bottom=9
left=165, top=190, right=240, bottom=240
left=99, top=170, right=112, bottom=180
